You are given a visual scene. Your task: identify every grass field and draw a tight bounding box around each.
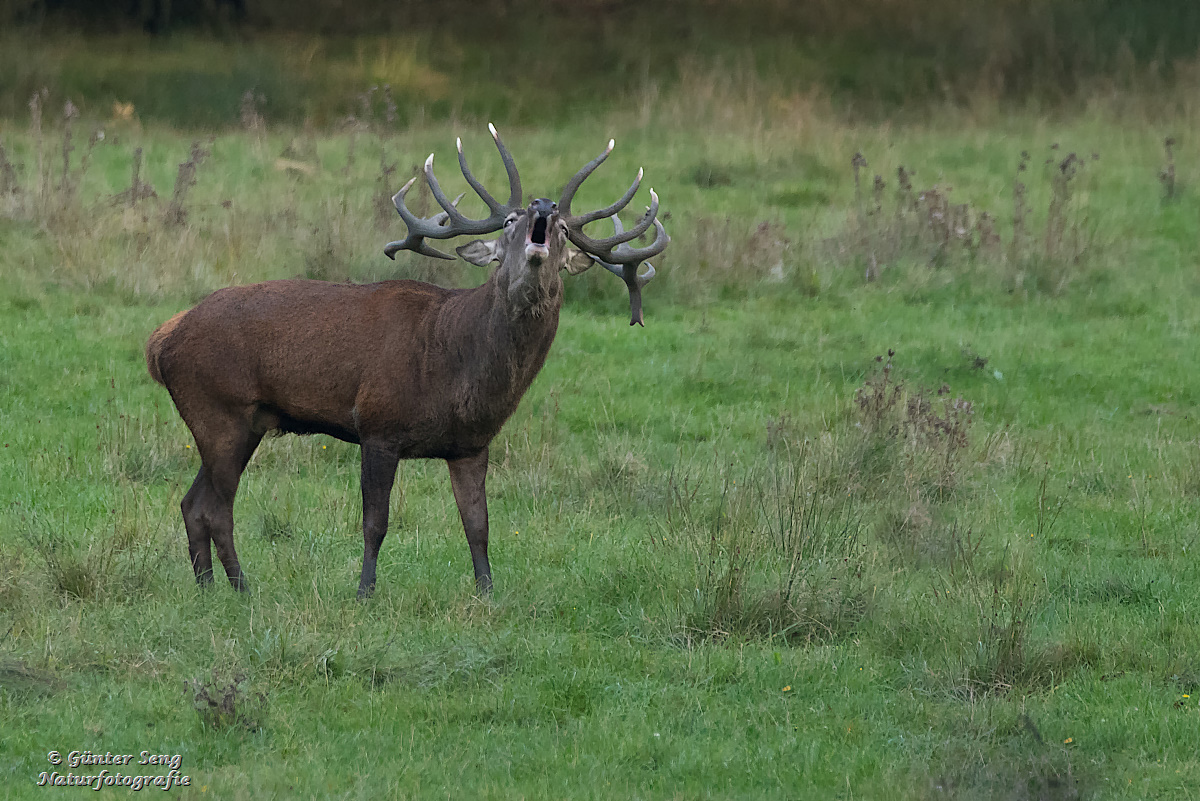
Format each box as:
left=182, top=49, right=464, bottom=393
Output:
left=3, top=30, right=1200, bottom=799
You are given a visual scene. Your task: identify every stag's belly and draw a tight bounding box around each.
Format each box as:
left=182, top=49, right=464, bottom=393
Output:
left=352, top=392, right=513, bottom=460
left=250, top=404, right=362, bottom=444
left=248, top=386, right=507, bottom=461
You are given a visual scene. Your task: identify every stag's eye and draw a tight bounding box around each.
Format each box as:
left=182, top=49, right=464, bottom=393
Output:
left=503, top=214, right=518, bottom=229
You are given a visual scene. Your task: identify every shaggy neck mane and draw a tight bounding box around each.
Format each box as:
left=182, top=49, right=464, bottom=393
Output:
left=435, top=267, right=564, bottom=424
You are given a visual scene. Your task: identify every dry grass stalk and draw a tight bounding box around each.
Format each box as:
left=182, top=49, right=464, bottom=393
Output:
left=1160, top=136, right=1177, bottom=201
left=112, top=147, right=158, bottom=207
left=0, top=141, right=17, bottom=195
left=164, top=140, right=212, bottom=227
left=28, top=88, right=49, bottom=204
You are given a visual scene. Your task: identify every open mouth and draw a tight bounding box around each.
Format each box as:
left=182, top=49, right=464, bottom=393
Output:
left=529, top=215, right=549, bottom=246
left=524, top=198, right=557, bottom=260
left=525, top=224, right=550, bottom=260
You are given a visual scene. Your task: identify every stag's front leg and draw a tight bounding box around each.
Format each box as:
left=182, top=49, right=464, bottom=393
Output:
left=358, top=440, right=400, bottom=599
left=447, top=448, right=492, bottom=593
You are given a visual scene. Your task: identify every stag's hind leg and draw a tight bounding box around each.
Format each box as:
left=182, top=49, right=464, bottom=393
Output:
left=182, top=466, right=216, bottom=584
left=181, top=413, right=262, bottom=591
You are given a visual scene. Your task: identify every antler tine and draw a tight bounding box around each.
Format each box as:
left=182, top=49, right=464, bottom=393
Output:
left=384, top=190, right=468, bottom=260
left=457, top=137, right=502, bottom=212
left=384, top=126, right=524, bottom=260
left=430, top=192, right=467, bottom=226
left=567, top=188, right=661, bottom=256
left=590, top=255, right=657, bottom=327
left=489, top=123, right=523, bottom=208
left=384, top=176, right=454, bottom=260
left=571, top=168, right=643, bottom=227
left=423, top=154, right=510, bottom=235
left=390, top=175, right=437, bottom=236
left=608, top=214, right=669, bottom=265
left=579, top=212, right=666, bottom=327
left=383, top=235, right=456, bottom=261
left=604, top=213, right=664, bottom=283
left=559, top=138, right=615, bottom=217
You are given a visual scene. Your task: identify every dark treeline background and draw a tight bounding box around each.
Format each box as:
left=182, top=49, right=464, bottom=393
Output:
left=1, top=0, right=1198, bottom=126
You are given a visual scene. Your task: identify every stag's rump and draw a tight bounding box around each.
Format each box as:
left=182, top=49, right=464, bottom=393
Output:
left=146, top=309, right=189, bottom=385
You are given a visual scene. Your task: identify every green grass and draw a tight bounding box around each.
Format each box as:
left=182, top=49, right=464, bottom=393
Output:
left=4, top=46, right=1200, bottom=799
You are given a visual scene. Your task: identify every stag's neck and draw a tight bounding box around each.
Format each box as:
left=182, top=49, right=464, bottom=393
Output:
left=436, top=267, right=563, bottom=425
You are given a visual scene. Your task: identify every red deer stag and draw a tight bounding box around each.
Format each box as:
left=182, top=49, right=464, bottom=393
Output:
left=146, top=125, right=668, bottom=597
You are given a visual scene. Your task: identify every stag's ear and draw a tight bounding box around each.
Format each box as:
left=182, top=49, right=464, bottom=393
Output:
left=456, top=238, right=501, bottom=266
left=564, top=248, right=595, bottom=275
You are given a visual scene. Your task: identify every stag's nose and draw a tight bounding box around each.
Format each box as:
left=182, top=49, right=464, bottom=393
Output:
left=528, top=198, right=558, bottom=223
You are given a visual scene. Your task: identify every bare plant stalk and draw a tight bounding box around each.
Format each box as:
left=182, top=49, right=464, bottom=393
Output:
left=0, top=141, right=17, bottom=195
left=1009, top=150, right=1029, bottom=267
left=59, top=99, right=79, bottom=194
left=113, top=146, right=157, bottom=207
left=342, top=116, right=363, bottom=176
left=164, top=140, right=212, bottom=226
left=29, top=88, right=49, bottom=205
left=893, top=164, right=917, bottom=254
left=851, top=151, right=867, bottom=218
left=1045, top=152, right=1079, bottom=260
left=240, top=89, right=266, bottom=156
left=382, top=83, right=397, bottom=126
left=374, top=142, right=398, bottom=232
left=1160, top=136, right=1177, bottom=201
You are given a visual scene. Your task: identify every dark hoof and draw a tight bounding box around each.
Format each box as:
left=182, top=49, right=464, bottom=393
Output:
left=228, top=575, right=250, bottom=592
left=357, top=583, right=376, bottom=601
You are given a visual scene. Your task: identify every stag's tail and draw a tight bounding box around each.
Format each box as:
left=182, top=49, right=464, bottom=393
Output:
left=145, top=311, right=187, bottom=386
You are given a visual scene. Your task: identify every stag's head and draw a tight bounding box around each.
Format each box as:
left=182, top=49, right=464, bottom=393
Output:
left=384, top=125, right=668, bottom=325
left=452, top=197, right=572, bottom=314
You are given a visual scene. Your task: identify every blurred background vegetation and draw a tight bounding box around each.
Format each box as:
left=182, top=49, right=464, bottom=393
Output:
left=1, top=0, right=1198, bottom=127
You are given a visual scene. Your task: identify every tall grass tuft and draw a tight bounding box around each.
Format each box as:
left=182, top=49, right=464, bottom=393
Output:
left=668, top=449, right=868, bottom=645
left=19, top=507, right=169, bottom=602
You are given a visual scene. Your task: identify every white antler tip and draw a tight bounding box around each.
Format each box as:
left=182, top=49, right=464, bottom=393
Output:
left=425, top=153, right=435, bottom=170
left=456, top=137, right=463, bottom=152
left=637, top=167, right=644, bottom=180
left=607, top=139, right=615, bottom=153
left=488, top=122, right=499, bottom=139
left=650, top=188, right=658, bottom=201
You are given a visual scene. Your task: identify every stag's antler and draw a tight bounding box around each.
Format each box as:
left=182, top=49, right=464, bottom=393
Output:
left=384, top=123, right=523, bottom=261
left=560, top=140, right=669, bottom=326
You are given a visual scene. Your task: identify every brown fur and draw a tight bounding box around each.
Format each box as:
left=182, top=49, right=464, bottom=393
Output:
left=149, top=206, right=569, bottom=596
left=145, top=310, right=188, bottom=385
